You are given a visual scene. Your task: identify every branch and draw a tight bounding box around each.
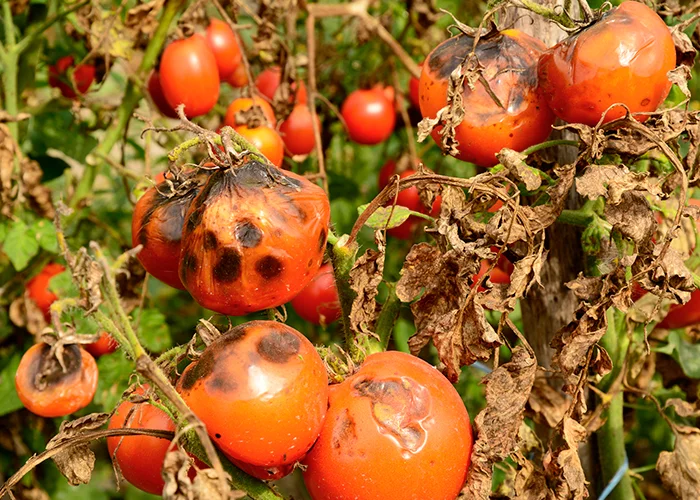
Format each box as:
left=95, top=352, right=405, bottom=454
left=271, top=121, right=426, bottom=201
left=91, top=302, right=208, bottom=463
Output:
left=15, top=0, right=90, bottom=55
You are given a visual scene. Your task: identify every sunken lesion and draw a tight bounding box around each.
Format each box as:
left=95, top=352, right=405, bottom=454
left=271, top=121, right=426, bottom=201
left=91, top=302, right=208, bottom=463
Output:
left=203, top=231, right=219, bottom=250
left=235, top=221, right=263, bottom=248
left=318, top=229, right=327, bottom=252
left=213, top=248, right=242, bottom=283
left=257, top=330, right=301, bottom=363
left=32, top=344, right=82, bottom=390
left=180, top=251, right=199, bottom=283
left=255, top=255, right=283, bottom=280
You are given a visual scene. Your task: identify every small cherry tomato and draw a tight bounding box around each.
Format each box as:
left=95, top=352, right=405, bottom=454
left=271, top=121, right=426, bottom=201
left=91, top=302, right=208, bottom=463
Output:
left=160, top=35, right=220, bottom=118
left=224, top=96, right=277, bottom=128
left=290, top=263, right=341, bottom=325
left=538, top=1, right=676, bottom=126
left=279, top=104, right=318, bottom=156
left=26, top=263, right=65, bottom=321
left=379, top=168, right=441, bottom=240
left=226, top=63, right=249, bottom=88
left=204, top=18, right=242, bottom=81
left=420, top=29, right=555, bottom=167
left=409, top=75, right=420, bottom=109
left=341, top=89, right=396, bottom=145
left=147, top=71, right=179, bottom=118
left=84, top=332, right=118, bottom=358
left=48, top=55, right=95, bottom=99
left=177, top=321, right=329, bottom=471
left=302, top=350, right=473, bottom=500
left=15, top=343, right=98, bottom=418
left=234, top=125, right=284, bottom=168
left=255, top=66, right=308, bottom=104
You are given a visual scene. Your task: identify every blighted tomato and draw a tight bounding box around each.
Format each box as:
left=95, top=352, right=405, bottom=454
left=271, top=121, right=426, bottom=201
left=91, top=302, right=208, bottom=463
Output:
left=27, top=262, right=65, bottom=321
left=420, top=30, right=555, bottom=167
left=341, top=89, right=396, bottom=145
left=224, top=96, right=277, bottom=128
left=302, top=351, right=473, bottom=500
left=178, top=160, right=330, bottom=315
left=279, top=104, right=318, bottom=156
left=15, top=343, right=98, bottom=418
left=177, top=321, right=329, bottom=470
left=379, top=168, right=441, bottom=240
left=538, top=1, right=676, bottom=126
left=255, top=66, right=308, bottom=104
left=234, top=125, right=284, bottom=167
left=148, top=71, right=179, bottom=118
left=84, top=332, right=118, bottom=358
left=48, top=55, right=95, bottom=99
left=204, top=18, right=242, bottom=81
left=290, top=263, right=341, bottom=325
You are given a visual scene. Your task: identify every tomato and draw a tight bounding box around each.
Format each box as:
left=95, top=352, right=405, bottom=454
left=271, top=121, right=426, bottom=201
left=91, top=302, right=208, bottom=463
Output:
left=409, top=74, right=420, bottom=109
left=147, top=71, right=179, bottom=118
left=255, top=66, right=308, bottom=104
left=279, top=104, right=318, bottom=156
left=341, top=89, right=396, bottom=145
left=374, top=84, right=395, bottom=104
left=84, top=332, right=118, bottom=357
left=420, top=29, right=555, bottom=167
left=15, top=343, right=98, bottom=418
left=290, top=263, right=341, bottom=325
left=472, top=255, right=512, bottom=291
left=177, top=321, right=329, bottom=471
left=159, top=35, right=220, bottom=118
left=226, top=63, right=249, bottom=88
left=234, top=125, right=284, bottom=168
left=224, top=96, right=277, bottom=128
left=302, top=350, right=473, bottom=500
left=178, top=159, right=330, bottom=315
left=204, top=18, right=242, bottom=81
left=538, top=1, right=676, bottom=126
left=26, top=263, right=65, bottom=321
left=658, top=290, right=700, bottom=330
left=229, top=459, right=294, bottom=481
left=48, top=55, right=95, bottom=99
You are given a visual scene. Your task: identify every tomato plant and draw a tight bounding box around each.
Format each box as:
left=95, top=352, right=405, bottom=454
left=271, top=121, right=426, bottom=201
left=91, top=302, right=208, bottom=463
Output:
left=290, top=263, right=341, bottom=324
left=48, top=55, right=95, bottom=99
left=204, top=19, right=242, bottom=81
left=279, top=104, right=317, bottom=156
left=341, top=89, right=396, bottom=145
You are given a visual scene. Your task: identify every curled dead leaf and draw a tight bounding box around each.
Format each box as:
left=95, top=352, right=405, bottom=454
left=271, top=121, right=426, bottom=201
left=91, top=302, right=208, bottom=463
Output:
left=657, top=425, right=700, bottom=499
left=348, top=231, right=386, bottom=334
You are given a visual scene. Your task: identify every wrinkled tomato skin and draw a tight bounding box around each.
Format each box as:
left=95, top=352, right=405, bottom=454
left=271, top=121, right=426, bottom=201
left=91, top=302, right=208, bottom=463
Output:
left=177, top=321, right=329, bottom=470
left=420, top=30, right=555, bottom=167
left=538, top=1, right=676, bottom=126
left=84, top=332, right=118, bottom=357
left=302, top=351, right=473, bottom=500
left=279, top=104, right=318, bottom=156
left=290, top=263, right=341, bottom=325
left=15, top=343, right=98, bottom=418
left=160, top=35, right=220, bottom=118
left=234, top=125, right=284, bottom=167
left=48, top=56, right=95, bottom=98
left=204, top=19, right=242, bottom=80
left=224, top=96, right=277, bottom=128
left=341, top=89, right=396, bottom=145
left=26, top=263, right=65, bottom=321
left=148, top=71, right=179, bottom=118
left=255, top=66, right=308, bottom=104
left=379, top=169, right=441, bottom=240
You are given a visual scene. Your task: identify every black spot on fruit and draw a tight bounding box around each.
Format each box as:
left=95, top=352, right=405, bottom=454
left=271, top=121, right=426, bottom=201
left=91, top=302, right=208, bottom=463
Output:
left=215, top=433, right=221, bottom=439
left=257, top=331, right=301, bottom=363
left=235, top=221, right=263, bottom=248
left=256, top=255, right=283, bottom=280
left=31, top=344, right=82, bottom=390
left=318, top=229, right=327, bottom=251
left=203, top=231, right=218, bottom=250
left=213, top=248, right=242, bottom=283
left=186, top=206, right=204, bottom=233
left=207, top=375, right=237, bottom=393
left=180, top=252, right=198, bottom=281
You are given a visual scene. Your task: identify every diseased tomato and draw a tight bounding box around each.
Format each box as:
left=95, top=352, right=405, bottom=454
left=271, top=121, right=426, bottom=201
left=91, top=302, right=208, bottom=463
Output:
left=160, top=35, right=220, bottom=118
left=341, top=89, right=396, bottom=145
left=255, top=66, right=308, bottom=104
left=226, top=63, right=249, bottom=88
left=26, top=263, right=65, bottom=321
left=15, top=343, right=98, bottom=418
left=229, top=459, right=294, bottom=481
left=204, top=18, right=242, bottom=80
left=379, top=168, right=441, bottom=240
left=279, top=104, right=318, bottom=156
left=538, top=1, right=676, bottom=126
left=409, top=74, right=420, bottom=109
left=84, top=332, right=118, bottom=357
left=302, top=350, right=473, bottom=500
left=234, top=125, right=284, bottom=168
left=147, top=71, right=179, bottom=118
left=420, top=29, right=555, bottom=167
left=177, top=321, right=329, bottom=472
left=178, top=159, right=330, bottom=316
left=48, top=55, right=95, bottom=99
left=224, top=96, right=277, bottom=128
left=290, top=263, right=341, bottom=325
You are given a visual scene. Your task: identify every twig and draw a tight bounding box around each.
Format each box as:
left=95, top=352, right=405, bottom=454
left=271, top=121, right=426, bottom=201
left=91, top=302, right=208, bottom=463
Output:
left=305, top=14, right=329, bottom=193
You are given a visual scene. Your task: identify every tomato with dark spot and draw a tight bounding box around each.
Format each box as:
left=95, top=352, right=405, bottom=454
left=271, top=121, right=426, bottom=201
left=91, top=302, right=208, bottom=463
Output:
left=279, top=104, right=318, bottom=156
left=341, top=89, right=396, bottom=145
left=204, top=18, right=242, bottom=81
left=26, top=263, right=65, bottom=321
left=234, top=125, right=284, bottom=167
left=147, top=71, right=179, bottom=118
left=538, top=1, right=676, bottom=126
left=48, top=56, right=95, bottom=99
left=419, top=29, right=555, bottom=167
left=176, top=321, right=329, bottom=472
left=159, top=35, right=220, bottom=118
left=178, top=159, right=330, bottom=315
left=84, top=332, right=118, bottom=357
left=255, top=66, right=308, bottom=104
left=224, top=96, right=277, bottom=128
left=15, top=343, right=98, bottom=418
left=290, top=263, right=341, bottom=325
left=302, top=350, right=472, bottom=500
left=230, top=458, right=294, bottom=481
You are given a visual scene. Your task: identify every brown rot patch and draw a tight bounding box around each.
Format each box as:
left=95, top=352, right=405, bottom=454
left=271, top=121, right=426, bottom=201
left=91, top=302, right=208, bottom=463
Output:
left=180, top=355, right=215, bottom=391
left=641, top=98, right=651, bottom=106
left=32, top=344, right=82, bottom=390
left=318, top=229, right=327, bottom=251
left=256, top=255, right=283, bottom=280
left=331, top=408, right=357, bottom=450
left=186, top=206, right=204, bottom=233
left=180, top=252, right=199, bottom=281
left=257, top=331, right=301, bottom=363
left=207, top=375, right=237, bottom=393
left=213, top=248, right=242, bottom=283
left=235, top=221, right=263, bottom=248
left=203, top=231, right=219, bottom=250
left=160, top=200, right=188, bottom=242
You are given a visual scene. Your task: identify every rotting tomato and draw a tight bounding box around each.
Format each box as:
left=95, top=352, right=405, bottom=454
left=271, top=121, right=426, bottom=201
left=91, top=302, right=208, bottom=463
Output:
left=341, top=89, right=396, bottom=145
left=15, top=343, right=98, bottom=418
left=379, top=168, right=441, bottom=240
left=279, top=104, right=318, bottom=156
left=204, top=18, right=242, bottom=81
left=147, top=71, right=179, bottom=119
left=290, top=263, right=341, bottom=325
left=224, top=96, right=277, bottom=128
left=255, top=66, right=308, bottom=104
left=26, top=262, right=65, bottom=321
left=176, top=321, right=329, bottom=472
left=48, top=55, right=95, bottom=99
left=84, top=332, right=118, bottom=358
left=302, top=350, right=473, bottom=500
left=234, top=125, right=284, bottom=168
left=178, top=159, right=330, bottom=316
left=159, top=35, right=220, bottom=118
left=538, top=1, right=676, bottom=126
left=419, top=29, right=555, bottom=167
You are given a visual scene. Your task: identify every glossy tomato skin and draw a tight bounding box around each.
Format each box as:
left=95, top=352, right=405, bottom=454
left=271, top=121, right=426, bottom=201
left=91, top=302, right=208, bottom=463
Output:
left=15, top=343, right=98, bottom=418
left=341, top=89, right=396, bottom=145
left=379, top=169, right=441, bottom=240
left=84, top=332, right=118, bottom=357
left=290, top=263, right=341, bottom=325
left=27, top=263, right=65, bottom=321
left=224, top=96, right=277, bottom=128
left=255, top=66, right=308, bottom=104
left=420, top=30, right=555, bottom=167
left=234, top=125, right=284, bottom=167
left=160, top=35, right=220, bottom=118
left=538, top=1, right=676, bottom=126
left=409, top=75, right=420, bottom=109
left=279, top=104, right=318, bottom=156
left=226, top=64, right=249, bottom=88
left=230, top=459, right=294, bottom=481
left=204, top=19, right=242, bottom=80
left=177, top=321, right=329, bottom=469
left=148, top=71, right=179, bottom=118
left=48, top=56, right=95, bottom=99
left=303, top=351, right=473, bottom=500
left=178, top=160, right=330, bottom=315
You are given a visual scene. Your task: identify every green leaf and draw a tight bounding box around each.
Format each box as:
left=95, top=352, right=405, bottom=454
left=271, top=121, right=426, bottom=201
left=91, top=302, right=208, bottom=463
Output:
left=357, top=203, right=418, bottom=230
left=0, top=219, right=8, bottom=243
left=0, top=309, right=12, bottom=341
left=27, top=111, right=98, bottom=163
left=3, top=220, right=40, bottom=271
left=31, top=218, right=59, bottom=253
left=48, top=269, right=76, bottom=297
left=94, top=353, right=133, bottom=411
left=0, top=354, right=24, bottom=417
left=667, top=331, right=700, bottom=378
left=137, top=309, right=172, bottom=353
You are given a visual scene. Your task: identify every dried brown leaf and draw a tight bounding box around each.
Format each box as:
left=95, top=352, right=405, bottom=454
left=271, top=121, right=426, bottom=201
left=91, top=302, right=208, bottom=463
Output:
left=162, top=449, right=244, bottom=500
left=124, top=0, right=165, bottom=39
left=348, top=231, right=386, bottom=333
left=544, top=418, right=589, bottom=500
left=497, top=149, right=542, bottom=191
left=605, top=191, right=656, bottom=245
left=551, top=304, right=607, bottom=377
left=657, top=425, right=700, bottom=500
left=527, top=369, right=570, bottom=428
left=665, top=398, right=700, bottom=418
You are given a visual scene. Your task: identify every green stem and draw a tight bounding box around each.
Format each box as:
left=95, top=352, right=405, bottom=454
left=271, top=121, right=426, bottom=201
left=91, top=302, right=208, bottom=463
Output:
left=2, top=0, right=18, bottom=141
left=521, top=138, right=579, bottom=155
left=373, top=283, right=400, bottom=352
left=329, top=235, right=360, bottom=362
left=516, top=0, right=576, bottom=28
left=557, top=209, right=594, bottom=227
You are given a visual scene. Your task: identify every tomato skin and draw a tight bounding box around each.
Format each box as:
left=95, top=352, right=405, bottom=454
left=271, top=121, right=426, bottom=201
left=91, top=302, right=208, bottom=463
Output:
left=234, top=125, right=284, bottom=167
left=472, top=256, right=512, bottom=291
left=420, top=30, right=555, bottom=167
left=15, top=343, right=98, bottom=418
left=147, top=71, right=179, bottom=118
left=226, top=63, right=249, bottom=88
left=224, top=96, right=277, bottom=128
left=279, top=104, right=318, bottom=156
left=538, top=1, right=676, bottom=126
left=177, top=321, right=329, bottom=470
left=255, top=66, right=308, bottom=104
left=302, top=351, right=473, bottom=500
left=204, top=19, right=242, bottom=80
left=290, top=263, right=341, bottom=325
left=160, top=35, right=220, bottom=118
left=48, top=56, right=95, bottom=99
left=229, top=458, right=294, bottom=481
left=84, top=332, right=118, bottom=357
left=409, top=75, right=420, bottom=109
left=341, top=89, right=396, bottom=145
left=657, top=290, right=700, bottom=330
left=26, top=263, right=65, bottom=321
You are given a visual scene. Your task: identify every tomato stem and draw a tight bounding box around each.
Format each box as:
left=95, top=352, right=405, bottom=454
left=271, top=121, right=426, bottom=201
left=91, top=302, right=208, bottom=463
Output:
left=373, top=283, right=401, bottom=352
left=329, top=235, right=361, bottom=362
left=1, top=0, right=19, bottom=142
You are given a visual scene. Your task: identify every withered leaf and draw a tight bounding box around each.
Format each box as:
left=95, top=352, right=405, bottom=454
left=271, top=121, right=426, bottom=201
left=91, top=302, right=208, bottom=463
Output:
left=497, top=148, right=542, bottom=191
left=348, top=231, right=386, bottom=333
left=527, top=369, right=570, bottom=428
left=551, top=303, right=607, bottom=377
left=567, top=275, right=603, bottom=303
left=508, top=251, right=546, bottom=301
left=511, top=453, right=549, bottom=500
left=124, top=0, right=165, bottom=39
left=665, top=398, right=700, bottom=418
left=657, top=425, right=700, bottom=500
left=162, top=449, right=244, bottom=500
left=576, top=165, right=626, bottom=200
left=604, top=191, right=656, bottom=245
left=544, top=418, right=589, bottom=499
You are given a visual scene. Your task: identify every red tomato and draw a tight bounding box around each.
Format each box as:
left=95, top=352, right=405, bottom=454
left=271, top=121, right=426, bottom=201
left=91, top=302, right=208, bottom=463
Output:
left=224, top=96, right=277, bottom=128
left=48, top=56, right=95, bottom=99
left=658, top=290, right=700, bottom=330
left=472, top=257, right=512, bottom=291
left=226, top=63, right=249, bottom=88
left=26, top=263, right=65, bottom=321
left=538, top=1, right=676, bottom=126
left=177, top=321, right=329, bottom=471
left=147, top=71, right=179, bottom=118
left=341, top=89, right=396, bottom=145
left=303, top=351, right=473, bottom=500
left=255, top=66, right=308, bottom=104
left=420, top=29, right=555, bottom=167
left=279, top=104, right=318, bottom=156
left=409, top=74, right=420, bottom=109
left=159, top=35, right=220, bottom=118
left=379, top=169, right=441, bottom=240
left=229, top=459, right=294, bottom=481
left=15, top=343, right=98, bottom=418
left=84, top=332, right=118, bottom=357
left=204, top=19, right=242, bottom=80
left=374, top=83, right=395, bottom=104
left=234, top=125, right=284, bottom=167
left=290, top=263, right=341, bottom=325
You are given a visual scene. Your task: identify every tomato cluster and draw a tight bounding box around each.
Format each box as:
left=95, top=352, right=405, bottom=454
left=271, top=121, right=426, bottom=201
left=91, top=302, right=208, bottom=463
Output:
left=48, top=55, right=96, bottom=99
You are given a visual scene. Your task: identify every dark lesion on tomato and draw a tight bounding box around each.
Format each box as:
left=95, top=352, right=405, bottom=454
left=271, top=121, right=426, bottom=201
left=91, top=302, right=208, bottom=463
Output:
left=318, top=229, right=327, bottom=252
left=331, top=408, right=358, bottom=450
left=255, top=255, right=283, bottom=280
left=235, top=220, right=263, bottom=248
left=213, top=248, right=242, bottom=283
left=31, top=344, right=82, bottom=391
left=180, top=251, right=199, bottom=282
left=203, top=230, right=219, bottom=250
left=257, top=330, right=301, bottom=363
